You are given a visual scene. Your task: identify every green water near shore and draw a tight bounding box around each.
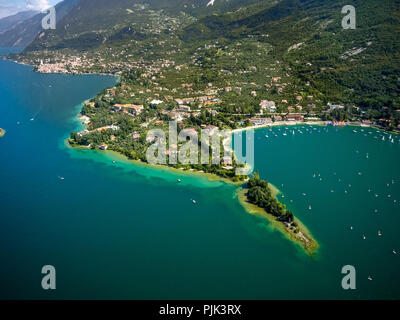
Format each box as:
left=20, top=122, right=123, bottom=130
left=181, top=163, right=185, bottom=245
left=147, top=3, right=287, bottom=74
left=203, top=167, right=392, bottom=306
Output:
left=1, top=49, right=400, bottom=299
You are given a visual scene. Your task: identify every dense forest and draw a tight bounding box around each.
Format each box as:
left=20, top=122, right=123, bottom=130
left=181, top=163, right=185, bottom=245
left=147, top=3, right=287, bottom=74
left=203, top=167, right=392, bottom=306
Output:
left=247, top=173, right=296, bottom=226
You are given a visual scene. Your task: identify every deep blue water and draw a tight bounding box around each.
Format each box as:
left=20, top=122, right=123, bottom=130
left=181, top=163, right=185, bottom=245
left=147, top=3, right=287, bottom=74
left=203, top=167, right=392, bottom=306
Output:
left=0, top=49, right=399, bottom=300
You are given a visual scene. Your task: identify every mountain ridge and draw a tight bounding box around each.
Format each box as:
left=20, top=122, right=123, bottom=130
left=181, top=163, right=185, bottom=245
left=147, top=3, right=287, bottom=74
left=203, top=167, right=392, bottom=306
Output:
left=0, top=10, right=38, bottom=34
left=0, top=0, right=80, bottom=47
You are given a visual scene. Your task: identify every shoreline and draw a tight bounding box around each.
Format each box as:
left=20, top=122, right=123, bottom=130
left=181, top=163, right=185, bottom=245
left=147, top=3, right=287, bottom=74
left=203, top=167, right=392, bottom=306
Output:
left=0, top=128, right=5, bottom=137
left=231, top=120, right=327, bottom=134
left=2, top=56, right=120, bottom=78
left=67, top=137, right=321, bottom=256
left=237, top=188, right=319, bottom=256
left=66, top=140, right=245, bottom=186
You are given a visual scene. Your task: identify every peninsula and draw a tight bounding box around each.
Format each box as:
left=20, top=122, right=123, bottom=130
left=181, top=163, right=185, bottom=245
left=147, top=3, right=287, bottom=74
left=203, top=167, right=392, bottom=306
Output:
left=7, top=0, right=398, bottom=257
left=238, top=174, right=319, bottom=255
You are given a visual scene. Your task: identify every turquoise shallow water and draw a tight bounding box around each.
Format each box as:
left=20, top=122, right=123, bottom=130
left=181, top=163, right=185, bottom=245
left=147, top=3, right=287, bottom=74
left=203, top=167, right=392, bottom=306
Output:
left=0, top=49, right=399, bottom=300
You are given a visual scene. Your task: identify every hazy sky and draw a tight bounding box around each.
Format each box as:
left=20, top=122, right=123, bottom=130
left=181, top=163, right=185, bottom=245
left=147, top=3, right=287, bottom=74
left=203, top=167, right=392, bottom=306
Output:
left=0, top=0, right=62, bottom=18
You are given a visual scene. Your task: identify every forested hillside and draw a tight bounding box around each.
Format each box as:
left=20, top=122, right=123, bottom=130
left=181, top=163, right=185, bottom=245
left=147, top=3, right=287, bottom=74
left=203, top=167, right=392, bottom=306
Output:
left=5, top=0, right=400, bottom=126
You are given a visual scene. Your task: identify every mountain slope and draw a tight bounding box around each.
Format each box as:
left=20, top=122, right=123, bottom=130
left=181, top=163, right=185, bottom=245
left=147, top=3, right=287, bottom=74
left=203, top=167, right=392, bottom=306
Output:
left=181, top=0, right=400, bottom=109
left=0, top=0, right=80, bottom=48
left=7, top=0, right=400, bottom=122
left=0, top=10, right=38, bottom=34
left=24, top=0, right=262, bottom=51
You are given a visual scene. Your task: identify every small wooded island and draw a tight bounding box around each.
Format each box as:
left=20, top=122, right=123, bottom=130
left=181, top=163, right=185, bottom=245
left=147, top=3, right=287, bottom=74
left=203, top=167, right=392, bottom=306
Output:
left=239, top=173, right=319, bottom=256
left=0, top=128, right=5, bottom=138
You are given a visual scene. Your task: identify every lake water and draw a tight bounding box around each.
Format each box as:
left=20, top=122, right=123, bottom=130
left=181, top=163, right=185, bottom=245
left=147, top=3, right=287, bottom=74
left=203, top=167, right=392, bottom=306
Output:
left=0, top=49, right=399, bottom=299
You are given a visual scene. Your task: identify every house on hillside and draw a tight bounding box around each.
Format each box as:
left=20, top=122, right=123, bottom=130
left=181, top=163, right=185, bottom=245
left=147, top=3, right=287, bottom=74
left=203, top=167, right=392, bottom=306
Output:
left=259, top=100, right=276, bottom=113
left=286, top=114, right=304, bottom=121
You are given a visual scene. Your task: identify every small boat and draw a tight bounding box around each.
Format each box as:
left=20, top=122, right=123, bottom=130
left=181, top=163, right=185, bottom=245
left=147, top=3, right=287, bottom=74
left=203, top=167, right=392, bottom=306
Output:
left=378, top=230, right=382, bottom=236
left=112, top=160, right=116, bottom=164
left=265, top=135, right=269, bottom=138
left=308, top=205, right=312, bottom=210
left=393, top=249, right=397, bottom=255
left=177, top=179, right=182, bottom=183
left=368, top=276, right=373, bottom=281
left=350, top=226, right=353, bottom=230
left=192, top=200, right=196, bottom=204
left=30, top=118, right=34, bottom=121
left=58, top=176, right=65, bottom=180
left=363, top=235, right=367, bottom=240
